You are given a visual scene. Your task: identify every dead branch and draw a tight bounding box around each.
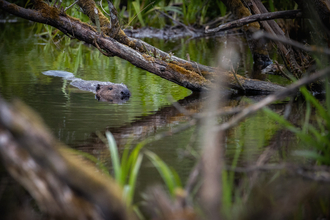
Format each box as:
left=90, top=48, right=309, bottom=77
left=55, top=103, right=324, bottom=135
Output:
left=64, top=0, right=78, bottom=12
left=206, top=10, right=302, bottom=33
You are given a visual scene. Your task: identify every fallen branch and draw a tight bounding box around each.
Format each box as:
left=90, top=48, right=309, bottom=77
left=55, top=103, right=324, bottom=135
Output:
left=206, top=10, right=302, bottom=33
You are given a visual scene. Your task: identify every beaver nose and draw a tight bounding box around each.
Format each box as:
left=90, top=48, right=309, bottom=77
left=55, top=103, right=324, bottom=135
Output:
left=121, top=89, right=131, bottom=98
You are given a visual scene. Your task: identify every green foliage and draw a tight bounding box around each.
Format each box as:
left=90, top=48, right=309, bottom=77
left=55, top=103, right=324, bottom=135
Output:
left=263, top=86, right=330, bottom=165
left=181, top=0, right=210, bottom=25
left=217, top=1, right=227, bottom=17
left=145, top=150, right=182, bottom=196
left=31, top=0, right=222, bottom=29
left=67, top=148, right=110, bottom=176
left=106, top=131, right=144, bottom=205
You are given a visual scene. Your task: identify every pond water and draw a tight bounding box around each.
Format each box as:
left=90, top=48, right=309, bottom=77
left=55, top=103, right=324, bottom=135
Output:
left=0, top=21, right=297, bottom=201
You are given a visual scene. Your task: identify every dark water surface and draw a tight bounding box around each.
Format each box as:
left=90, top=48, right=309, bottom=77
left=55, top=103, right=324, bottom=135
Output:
left=0, top=21, right=292, bottom=203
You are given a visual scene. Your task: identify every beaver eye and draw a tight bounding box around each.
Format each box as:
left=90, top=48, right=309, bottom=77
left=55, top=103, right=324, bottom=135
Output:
left=108, top=87, right=113, bottom=90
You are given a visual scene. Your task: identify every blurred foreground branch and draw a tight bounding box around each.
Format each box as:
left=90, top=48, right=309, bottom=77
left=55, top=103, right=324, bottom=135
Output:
left=0, top=97, right=133, bottom=220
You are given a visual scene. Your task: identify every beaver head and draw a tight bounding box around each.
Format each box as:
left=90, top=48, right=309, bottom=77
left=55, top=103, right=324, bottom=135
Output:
left=95, top=84, right=131, bottom=103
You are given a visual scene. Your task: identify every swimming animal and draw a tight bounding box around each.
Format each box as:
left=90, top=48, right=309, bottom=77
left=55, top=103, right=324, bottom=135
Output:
left=42, top=70, right=131, bottom=104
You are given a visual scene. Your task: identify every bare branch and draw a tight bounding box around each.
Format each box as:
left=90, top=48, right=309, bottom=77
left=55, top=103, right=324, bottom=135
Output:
left=206, top=10, right=302, bottom=33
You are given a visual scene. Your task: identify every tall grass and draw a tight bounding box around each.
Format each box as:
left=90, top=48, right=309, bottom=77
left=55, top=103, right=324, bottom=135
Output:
left=263, top=85, right=330, bottom=165
left=106, top=131, right=144, bottom=206
left=33, top=0, right=221, bottom=30
left=145, top=150, right=182, bottom=196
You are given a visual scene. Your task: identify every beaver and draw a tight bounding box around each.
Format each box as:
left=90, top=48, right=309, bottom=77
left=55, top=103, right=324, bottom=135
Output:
left=42, top=70, right=131, bottom=104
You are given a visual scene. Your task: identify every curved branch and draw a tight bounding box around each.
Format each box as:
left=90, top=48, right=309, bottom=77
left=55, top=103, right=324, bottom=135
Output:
left=206, top=10, right=302, bottom=33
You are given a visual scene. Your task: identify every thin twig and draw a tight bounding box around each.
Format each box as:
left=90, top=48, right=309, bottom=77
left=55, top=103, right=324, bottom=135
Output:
left=124, top=1, right=155, bottom=29
left=274, top=60, right=292, bottom=81
left=231, top=65, right=245, bottom=90
left=194, top=62, right=202, bottom=76
left=99, top=0, right=110, bottom=17
left=206, top=10, right=301, bottom=33
left=94, top=38, right=113, bottom=56
left=64, top=0, right=78, bottom=12
left=53, top=0, right=59, bottom=7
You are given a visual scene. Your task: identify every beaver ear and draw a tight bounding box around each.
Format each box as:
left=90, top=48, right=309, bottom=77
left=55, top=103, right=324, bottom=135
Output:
left=96, top=84, right=101, bottom=92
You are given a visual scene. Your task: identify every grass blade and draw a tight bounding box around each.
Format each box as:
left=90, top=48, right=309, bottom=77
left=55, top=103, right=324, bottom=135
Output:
left=145, top=150, right=178, bottom=196
left=106, top=131, right=121, bottom=184
left=127, top=154, right=143, bottom=205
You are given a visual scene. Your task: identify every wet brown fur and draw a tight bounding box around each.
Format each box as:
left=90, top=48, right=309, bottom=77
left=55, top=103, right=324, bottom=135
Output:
left=95, top=84, right=131, bottom=102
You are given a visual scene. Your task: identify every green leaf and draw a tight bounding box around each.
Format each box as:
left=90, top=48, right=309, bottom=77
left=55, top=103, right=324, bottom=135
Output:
left=262, top=107, right=299, bottom=132
left=126, top=154, right=143, bottom=205
left=106, top=131, right=122, bottom=184
left=145, top=151, right=178, bottom=195
left=301, top=87, right=330, bottom=122
left=132, top=1, right=146, bottom=27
